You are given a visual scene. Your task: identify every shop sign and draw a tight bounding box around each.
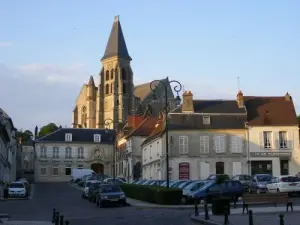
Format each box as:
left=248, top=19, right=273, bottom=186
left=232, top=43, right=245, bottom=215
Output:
left=250, top=152, right=292, bottom=157
left=179, top=162, right=190, bottom=180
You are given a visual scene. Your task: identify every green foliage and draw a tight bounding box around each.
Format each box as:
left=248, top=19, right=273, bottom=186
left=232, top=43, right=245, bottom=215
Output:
left=120, top=183, right=182, bottom=205
left=16, top=129, right=33, bottom=142
left=38, top=123, right=58, bottom=137
left=211, top=197, right=231, bottom=215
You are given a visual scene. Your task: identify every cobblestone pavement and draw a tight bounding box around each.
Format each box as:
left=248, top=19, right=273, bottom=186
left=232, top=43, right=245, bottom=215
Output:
left=206, top=212, right=300, bottom=225
left=0, top=183, right=195, bottom=225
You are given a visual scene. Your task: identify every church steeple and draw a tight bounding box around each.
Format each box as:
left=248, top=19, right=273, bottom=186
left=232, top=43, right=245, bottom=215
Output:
left=101, top=15, right=132, bottom=61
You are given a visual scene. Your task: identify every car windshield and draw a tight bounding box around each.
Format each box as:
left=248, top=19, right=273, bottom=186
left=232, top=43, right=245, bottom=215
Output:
left=179, top=181, right=193, bottom=188
left=257, top=175, right=272, bottom=181
left=10, top=183, right=24, bottom=188
left=240, top=175, right=251, bottom=180
left=183, top=182, right=198, bottom=190
left=92, top=182, right=101, bottom=188
left=101, top=185, right=121, bottom=193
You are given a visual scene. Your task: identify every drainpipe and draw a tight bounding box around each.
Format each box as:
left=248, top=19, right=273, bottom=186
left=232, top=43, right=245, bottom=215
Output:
left=245, top=122, right=251, bottom=175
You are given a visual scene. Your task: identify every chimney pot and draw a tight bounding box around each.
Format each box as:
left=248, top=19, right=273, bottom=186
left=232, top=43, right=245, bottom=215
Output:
left=182, top=90, right=194, bottom=113
left=237, top=90, right=244, bottom=108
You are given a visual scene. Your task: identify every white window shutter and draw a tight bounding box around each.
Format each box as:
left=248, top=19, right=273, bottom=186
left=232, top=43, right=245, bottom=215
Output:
left=46, top=148, right=51, bottom=158
left=239, top=137, right=244, bottom=153
left=273, top=131, right=279, bottom=150
left=221, top=135, right=226, bottom=152
left=287, top=131, right=294, bottom=149
left=259, top=132, right=264, bottom=149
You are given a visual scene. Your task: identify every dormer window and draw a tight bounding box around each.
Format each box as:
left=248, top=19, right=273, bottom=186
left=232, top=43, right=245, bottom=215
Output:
left=94, top=134, right=101, bottom=143
left=203, top=116, right=211, bottom=125
left=65, top=133, right=72, bottom=142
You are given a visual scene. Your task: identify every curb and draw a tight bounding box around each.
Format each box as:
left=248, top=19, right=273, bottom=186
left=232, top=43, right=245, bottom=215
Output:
left=190, top=215, right=221, bottom=225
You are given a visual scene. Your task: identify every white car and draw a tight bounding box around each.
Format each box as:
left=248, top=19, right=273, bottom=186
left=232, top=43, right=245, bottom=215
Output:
left=103, top=178, right=125, bottom=184
left=8, top=182, right=27, bottom=197
left=82, top=180, right=101, bottom=198
left=266, top=175, right=300, bottom=193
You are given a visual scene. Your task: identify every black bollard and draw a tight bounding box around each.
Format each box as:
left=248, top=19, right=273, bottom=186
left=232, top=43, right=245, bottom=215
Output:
left=52, top=208, right=56, bottom=223
left=55, top=212, right=59, bottom=225
left=194, top=198, right=199, bottom=216
left=60, top=215, right=64, bottom=225
left=65, top=220, right=70, bottom=225
left=279, top=214, right=284, bottom=225
left=248, top=210, right=253, bottom=225
left=204, top=202, right=209, bottom=220
left=224, top=206, right=229, bottom=225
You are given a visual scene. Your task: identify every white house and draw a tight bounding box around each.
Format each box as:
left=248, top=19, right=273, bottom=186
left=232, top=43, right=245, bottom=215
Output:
left=243, top=92, right=300, bottom=176
left=34, top=128, right=115, bottom=182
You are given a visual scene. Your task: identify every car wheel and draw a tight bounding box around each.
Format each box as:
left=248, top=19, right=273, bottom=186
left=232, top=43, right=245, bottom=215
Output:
left=181, top=196, right=187, bottom=205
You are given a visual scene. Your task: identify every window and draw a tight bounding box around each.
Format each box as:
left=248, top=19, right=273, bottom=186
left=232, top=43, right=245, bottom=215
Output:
left=157, top=141, right=160, bottom=156
left=52, top=147, right=59, bottom=158
left=263, top=131, right=272, bottom=148
left=65, top=167, right=71, bottom=175
left=65, top=133, right=72, bottom=142
left=110, top=83, right=113, bottom=93
left=77, top=147, right=84, bottom=159
left=94, top=134, right=101, bottom=143
left=230, top=136, right=243, bottom=153
left=40, top=167, right=47, bottom=176
left=121, top=68, right=126, bottom=80
left=110, top=69, right=114, bottom=79
left=106, top=70, right=109, bottom=80
left=40, top=147, right=47, bottom=158
left=52, top=167, right=59, bottom=176
left=200, top=136, right=209, bottom=153
left=216, top=162, right=225, bottom=174
left=105, top=84, right=109, bottom=94
left=123, top=83, right=126, bottom=94
left=78, top=164, right=84, bottom=169
left=203, top=116, right=210, bottom=125
left=65, top=147, right=72, bottom=159
left=214, top=135, right=226, bottom=153
left=179, top=136, right=188, bottom=154
left=279, top=131, right=287, bottom=149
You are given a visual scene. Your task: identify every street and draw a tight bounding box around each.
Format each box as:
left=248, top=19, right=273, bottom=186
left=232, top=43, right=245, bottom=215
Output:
left=0, top=183, right=195, bottom=225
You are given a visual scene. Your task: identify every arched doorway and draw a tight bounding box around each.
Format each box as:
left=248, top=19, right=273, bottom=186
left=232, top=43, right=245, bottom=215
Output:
left=91, top=163, right=104, bottom=174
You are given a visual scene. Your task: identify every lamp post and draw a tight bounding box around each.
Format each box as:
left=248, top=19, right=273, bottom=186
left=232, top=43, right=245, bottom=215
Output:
left=150, top=80, right=182, bottom=188
left=104, top=119, right=116, bottom=180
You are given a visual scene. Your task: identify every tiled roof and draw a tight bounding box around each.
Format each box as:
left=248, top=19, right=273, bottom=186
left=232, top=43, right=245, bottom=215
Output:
left=35, top=128, right=115, bottom=143
left=134, top=82, right=151, bottom=102
left=244, top=96, right=298, bottom=126
left=126, top=116, right=157, bottom=138
left=141, top=117, right=165, bottom=145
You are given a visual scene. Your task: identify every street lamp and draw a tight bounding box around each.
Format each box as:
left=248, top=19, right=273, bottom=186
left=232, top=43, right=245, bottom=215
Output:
left=150, top=80, right=182, bottom=188
left=104, top=118, right=116, bottom=180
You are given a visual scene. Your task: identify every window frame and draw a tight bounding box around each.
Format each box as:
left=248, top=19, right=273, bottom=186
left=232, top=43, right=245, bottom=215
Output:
left=52, top=147, right=59, bottom=158
left=94, top=134, right=101, bottom=143
left=200, top=136, right=209, bottom=153
left=214, top=135, right=226, bottom=153
left=179, top=136, right=188, bottom=154
left=52, top=167, right=59, bottom=176
left=279, top=131, right=288, bottom=149
left=65, top=147, right=72, bottom=159
left=263, top=131, right=272, bottom=149
left=40, top=167, right=47, bottom=176
left=230, top=135, right=242, bottom=153
left=65, top=133, right=72, bottom=142
left=203, top=116, right=211, bottom=125
left=65, top=167, right=71, bottom=176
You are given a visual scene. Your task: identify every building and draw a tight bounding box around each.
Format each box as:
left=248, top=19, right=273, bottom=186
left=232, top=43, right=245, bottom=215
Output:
left=72, top=16, right=175, bottom=129
left=243, top=92, right=300, bottom=176
left=34, top=128, right=115, bottom=182
left=141, top=91, right=248, bottom=180
left=0, top=109, right=18, bottom=183
left=116, top=115, right=157, bottom=181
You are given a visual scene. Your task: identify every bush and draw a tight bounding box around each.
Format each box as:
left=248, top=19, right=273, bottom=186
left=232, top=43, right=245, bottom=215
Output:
left=120, top=184, right=182, bottom=205
left=211, top=197, right=231, bottom=215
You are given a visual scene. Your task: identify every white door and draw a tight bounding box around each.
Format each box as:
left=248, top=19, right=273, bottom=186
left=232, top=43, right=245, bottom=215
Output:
left=232, top=162, right=242, bottom=176
left=200, top=162, right=210, bottom=179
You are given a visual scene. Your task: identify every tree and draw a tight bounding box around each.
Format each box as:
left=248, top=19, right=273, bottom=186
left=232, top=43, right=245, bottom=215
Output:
left=38, top=123, right=58, bottom=137
left=16, top=129, right=33, bottom=142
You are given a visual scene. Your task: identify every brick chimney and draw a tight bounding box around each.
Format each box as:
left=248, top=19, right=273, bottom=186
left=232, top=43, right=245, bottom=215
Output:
left=285, top=92, right=292, bottom=101
left=182, top=91, right=194, bottom=113
left=237, top=90, right=244, bottom=108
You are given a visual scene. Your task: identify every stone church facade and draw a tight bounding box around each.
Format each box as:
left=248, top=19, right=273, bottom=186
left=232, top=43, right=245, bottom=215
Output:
left=72, top=16, right=176, bottom=129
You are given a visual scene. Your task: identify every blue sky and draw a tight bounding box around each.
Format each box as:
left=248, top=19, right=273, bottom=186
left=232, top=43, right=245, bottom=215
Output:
left=0, top=0, right=299, bottom=129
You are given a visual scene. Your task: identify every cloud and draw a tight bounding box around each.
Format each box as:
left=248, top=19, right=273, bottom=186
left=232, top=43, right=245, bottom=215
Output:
left=0, top=42, right=13, bottom=47
left=0, top=63, right=90, bottom=130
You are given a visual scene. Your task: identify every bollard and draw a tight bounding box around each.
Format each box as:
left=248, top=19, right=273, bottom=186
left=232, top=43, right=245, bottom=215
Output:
left=204, top=202, right=209, bottom=220
left=224, top=205, right=229, bottom=225
left=60, top=215, right=64, bottom=225
left=248, top=210, right=253, bottom=225
left=55, top=212, right=59, bottom=225
left=279, top=214, right=284, bottom=225
left=52, top=208, right=56, bottom=223
left=194, top=198, right=199, bottom=216
left=65, top=220, right=70, bottom=225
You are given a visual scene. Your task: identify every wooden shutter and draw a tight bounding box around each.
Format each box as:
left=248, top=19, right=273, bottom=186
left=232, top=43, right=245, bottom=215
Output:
left=259, top=132, right=264, bottom=150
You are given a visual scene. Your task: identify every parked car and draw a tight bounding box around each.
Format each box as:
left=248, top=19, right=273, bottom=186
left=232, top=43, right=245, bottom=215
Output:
left=8, top=182, right=27, bottom=198
left=266, top=175, right=300, bottom=193
left=82, top=180, right=101, bottom=198
left=181, top=180, right=209, bottom=204
left=16, top=178, right=30, bottom=196
left=160, top=180, right=176, bottom=187
left=192, top=180, right=244, bottom=202
left=207, top=174, right=230, bottom=181
left=147, top=180, right=164, bottom=186
left=249, top=174, right=273, bottom=194
left=87, top=181, right=103, bottom=202
left=232, top=174, right=252, bottom=192
left=178, top=180, right=195, bottom=189
left=170, top=180, right=188, bottom=188
left=95, top=184, right=127, bottom=207
left=103, top=178, right=125, bottom=185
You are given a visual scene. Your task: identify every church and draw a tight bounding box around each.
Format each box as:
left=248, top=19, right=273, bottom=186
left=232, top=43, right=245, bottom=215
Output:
left=72, top=16, right=176, bottom=129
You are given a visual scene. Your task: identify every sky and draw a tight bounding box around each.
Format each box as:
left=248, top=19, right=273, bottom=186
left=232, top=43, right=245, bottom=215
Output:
left=0, top=0, right=300, bottom=131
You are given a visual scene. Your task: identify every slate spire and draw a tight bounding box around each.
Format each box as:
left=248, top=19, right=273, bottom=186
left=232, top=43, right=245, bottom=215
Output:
left=88, top=75, right=95, bottom=86
left=101, top=15, right=132, bottom=61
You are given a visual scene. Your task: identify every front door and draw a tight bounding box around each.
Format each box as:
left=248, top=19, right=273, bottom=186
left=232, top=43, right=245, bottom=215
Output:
left=280, top=160, right=289, bottom=175
left=91, top=163, right=104, bottom=174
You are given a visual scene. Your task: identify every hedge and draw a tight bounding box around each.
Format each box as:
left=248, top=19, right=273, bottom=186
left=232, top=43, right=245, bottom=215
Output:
left=120, top=183, right=182, bottom=205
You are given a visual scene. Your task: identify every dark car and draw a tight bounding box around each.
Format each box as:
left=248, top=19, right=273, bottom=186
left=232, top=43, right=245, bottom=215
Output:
left=249, top=174, right=273, bottom=194
left=207, top=174, right=230, bottom=181
left=95, top=184, right=127, bottom=207
left=193, top=180, right=244, bottom=202
left=232, top=174, right=252, bottom=192
left=87, top=182, right=103, bottom=202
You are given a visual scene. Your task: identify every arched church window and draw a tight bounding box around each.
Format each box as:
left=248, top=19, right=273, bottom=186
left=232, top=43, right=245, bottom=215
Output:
left=111, top=69, right=114, bottom=79
left=105, top=84, right=109, bottom=94
left=110, top=83, right=113, bottom=93
left=81, top=106, right=87, bottom=127
left=122, top=83, right=126, bottom=94
left=106, top=70, right=109, bottom=80
left=121, top=68, right=126, bottom=80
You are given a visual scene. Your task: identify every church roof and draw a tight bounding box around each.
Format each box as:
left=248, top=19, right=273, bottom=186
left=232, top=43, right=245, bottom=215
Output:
left=101, top=16, right=132, bottom=61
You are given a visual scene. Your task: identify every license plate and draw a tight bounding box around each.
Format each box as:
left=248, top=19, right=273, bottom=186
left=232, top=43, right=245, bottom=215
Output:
left=110, top=199, right=119, bottom=202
